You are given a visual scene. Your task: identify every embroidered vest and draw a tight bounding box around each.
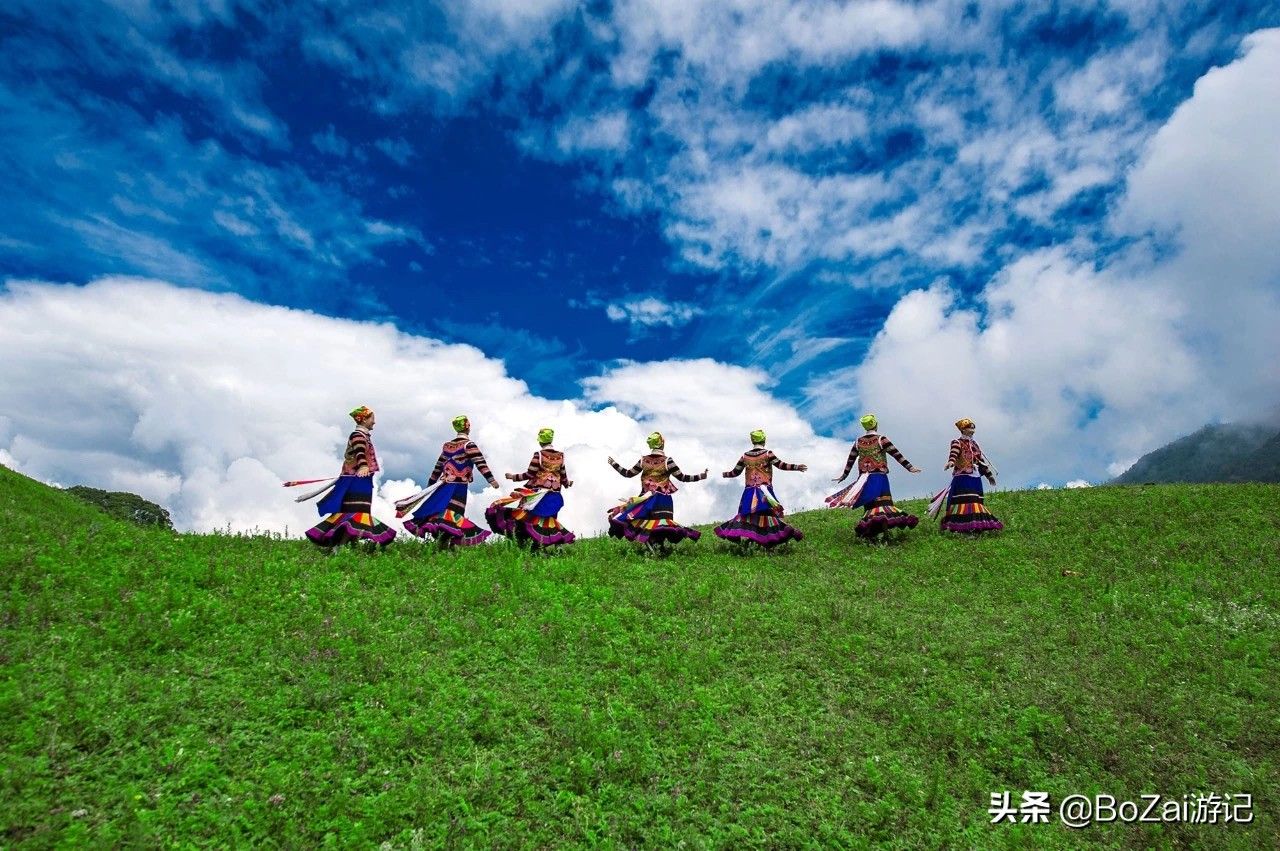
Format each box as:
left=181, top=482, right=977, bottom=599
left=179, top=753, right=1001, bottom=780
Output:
left=856, top=434, right=888, bottom=473
left=530, top=449, right=565, bottom=490
left=743, top=450, right=774, bottom=487
left=952, top=437, right=982, bottom=475
left=439, top=438, right=474, bottom=482
left=640, top=454, right=678, bottom=494
left=341, top=430, right=379, bottom=475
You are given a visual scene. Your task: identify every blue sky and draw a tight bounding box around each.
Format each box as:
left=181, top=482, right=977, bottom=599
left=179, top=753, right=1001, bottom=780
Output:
left=2, top=1, right=1279, bottom=531
left=4, top=0, right=1271, bottom=406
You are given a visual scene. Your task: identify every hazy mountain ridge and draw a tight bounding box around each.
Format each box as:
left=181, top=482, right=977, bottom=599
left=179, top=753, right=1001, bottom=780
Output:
left=1112, top=422, right=1280, bottom=484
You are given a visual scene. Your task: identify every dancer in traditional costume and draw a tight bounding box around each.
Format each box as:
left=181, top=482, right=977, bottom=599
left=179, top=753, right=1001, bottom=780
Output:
left=930, top=418, right=1003, bottom=533
left=606, top=432, right=707, bottom=546
left=714, top=429, right=807, bottom=547
left=826, top=414, right=921, bottom=539
left=396, top=415, right=500, bottom=547
left=485, top=428, right=576, bottom=547
left=296, top=406, right=397, bottom=548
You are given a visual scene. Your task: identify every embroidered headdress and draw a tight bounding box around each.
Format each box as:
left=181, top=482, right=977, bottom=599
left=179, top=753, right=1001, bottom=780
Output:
left=750, top=429, right=766, bottom=445
left=860, top=414, right=878, bottom=431
left=349, top=405, right=374, bottom=423
left=646, top=432, right=664, bottom=450
left=538, top=427, right=555, bottom=446
left=452, top=414, right=470, bottom=434
left=955, top=418, right=975, bottom=431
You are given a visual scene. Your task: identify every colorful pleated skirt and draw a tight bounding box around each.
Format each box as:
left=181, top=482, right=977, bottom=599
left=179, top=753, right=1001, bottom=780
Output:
left=608, top=492, right=701, bottom=545
left=940, top=475, right=1003, bottom=533
left=306, top=475, right=396, bottom=547
left=485, top=487, right=575, bottom=546
left=714, top=485, right=803, bottom=547
left=827, top=472, right=918, bottom=538
left=402, top=482, right=491, bottom=546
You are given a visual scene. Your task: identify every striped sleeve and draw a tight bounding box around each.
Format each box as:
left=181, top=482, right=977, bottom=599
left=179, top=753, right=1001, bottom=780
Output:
left=837, top=443, right=858, bottom=480
left=509, top=451, right=541, bottom=482
left=723, top=455, right=746, bottom=478
left=610, top=457, right=642, bottom=477
left=427, top=451, right=446, bottom=485
left=946, top=439, right=961, bottom=469
left=881, top=437, right=913, bottom=470
left=347, top=431, right=370, bottom=471
left=670, top=459, right=707, bottom=482
left=771, top=451, right=804, bottom=472
left=466, top=441, right=498, bottom=485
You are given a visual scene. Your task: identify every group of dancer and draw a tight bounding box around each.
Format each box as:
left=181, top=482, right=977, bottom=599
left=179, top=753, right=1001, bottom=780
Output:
left=286, top=407, right=1003, bottom=551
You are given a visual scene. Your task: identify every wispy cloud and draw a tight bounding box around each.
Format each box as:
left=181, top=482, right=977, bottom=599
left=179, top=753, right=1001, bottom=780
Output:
left=604, top=296, right=703, bottom=329
left=311, top=125, right=351, bottom=158
left=375, top=137, right=414, bottom=166
left=0, top=77, right=424, bottom=307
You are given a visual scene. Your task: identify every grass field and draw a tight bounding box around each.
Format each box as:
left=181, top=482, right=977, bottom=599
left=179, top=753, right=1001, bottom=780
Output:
left=2, top=464, right=1278, bottom=848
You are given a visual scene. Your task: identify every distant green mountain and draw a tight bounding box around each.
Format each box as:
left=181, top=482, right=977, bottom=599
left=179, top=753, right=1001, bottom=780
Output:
left=1112, top=422, right=1280, bottom=484
left=1219, top=429, right=1280, bottom=483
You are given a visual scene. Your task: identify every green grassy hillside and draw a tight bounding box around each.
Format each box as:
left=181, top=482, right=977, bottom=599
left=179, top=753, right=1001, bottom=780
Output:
left=2, top=464, right=1278, bottom=848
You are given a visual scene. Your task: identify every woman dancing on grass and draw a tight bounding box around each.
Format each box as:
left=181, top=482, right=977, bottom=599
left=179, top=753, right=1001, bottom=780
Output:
left=396, top=414, right=500, bottom=547
left=298, top=406, right=397, bottom=550
left=607, top=431, right=707, bottom=548
left=930, top=418, right=1003, bottom=533
left=826, top=414, right=921, bottom=539
left=714, top=429, right=807, bottom=548
left=485, top=427, right=576, bottom=548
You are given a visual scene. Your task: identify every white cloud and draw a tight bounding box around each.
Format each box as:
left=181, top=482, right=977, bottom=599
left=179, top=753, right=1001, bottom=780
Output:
left=0, top=278, right=850, bottom=536
left=830, top=29, right=1280, bottom=487
left=507, top=0, right=1183, bottom=282
left=839, top=249, right=1204, bottom=491
left=1107, top=457, right=1137, bottom=478
left=1064, top=479, right=1092, bottom=489
left=296, top=0, right=576, bottom=112
left=762, top=101, right=870, bottom=154
left=608, top=0, right=940, bottom=87
left=604, top=296, right=702, bottom=329
left=1121, top=28, right=1280, bottom=289
left=555, top=111, right=631, bottom=156
left=1117, top=27, right=1280, bottom=417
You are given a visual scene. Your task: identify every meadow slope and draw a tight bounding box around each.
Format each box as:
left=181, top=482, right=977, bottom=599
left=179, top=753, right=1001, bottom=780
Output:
left=2, top=465, right=1278, bottom=848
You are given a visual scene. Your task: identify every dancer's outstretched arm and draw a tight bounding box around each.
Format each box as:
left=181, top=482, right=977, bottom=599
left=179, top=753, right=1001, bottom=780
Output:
left=507, top=451, right=541, bottom=481
left=466, top=441, right=500, bottom=488
left=833, top=443, right=857, bottom=482
left=670, top=459, right=708, bottom=482
left=607, top=456, right=642, bottom=477
left=771, top=451, right=808, bottom=473
left=881, top=436, right=921, bottom=473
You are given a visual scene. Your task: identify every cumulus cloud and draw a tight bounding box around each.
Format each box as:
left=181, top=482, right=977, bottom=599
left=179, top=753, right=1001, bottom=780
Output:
left=1116, top=27, right=1280, bottom=415
left=828, top=30, right=1280, bottom=487
left=0, top=278, right=847, bottom=536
